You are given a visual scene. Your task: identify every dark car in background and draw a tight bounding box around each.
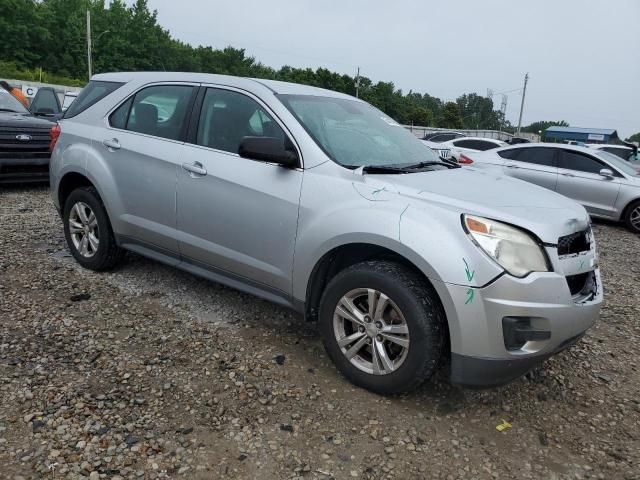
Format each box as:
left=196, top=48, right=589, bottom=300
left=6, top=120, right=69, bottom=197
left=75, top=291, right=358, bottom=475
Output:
left=0, top=88, right=57, bottom=183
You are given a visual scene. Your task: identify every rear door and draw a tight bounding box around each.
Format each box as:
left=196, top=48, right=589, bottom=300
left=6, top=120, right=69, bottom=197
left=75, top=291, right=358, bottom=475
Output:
left=556, top=149, right=621, bottom=217
left=95, top=82, right=198, bottom=254
left=499, top=147, right=559, bottom=191
left=176, top=85, right=303, bottom=298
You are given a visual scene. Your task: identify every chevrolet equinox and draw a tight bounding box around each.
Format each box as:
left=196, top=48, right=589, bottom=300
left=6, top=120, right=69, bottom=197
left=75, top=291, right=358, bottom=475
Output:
left=50, top=72, right=602, bottom=394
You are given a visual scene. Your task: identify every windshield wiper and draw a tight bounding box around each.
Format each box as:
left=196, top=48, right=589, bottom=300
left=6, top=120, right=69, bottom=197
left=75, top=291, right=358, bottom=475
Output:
left=402, top=161, right=460, bottom=170
left=345, top=164, right=410, bottom=174
left=0, top=108, right=20, bottom=113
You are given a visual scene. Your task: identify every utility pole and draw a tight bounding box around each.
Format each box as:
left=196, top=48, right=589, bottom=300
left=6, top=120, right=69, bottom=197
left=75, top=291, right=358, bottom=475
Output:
left=86, top=8, right=92, bottom=79
left=516, top=72, right=529, bottom=135
left=354, top=67, right=361, bottom=98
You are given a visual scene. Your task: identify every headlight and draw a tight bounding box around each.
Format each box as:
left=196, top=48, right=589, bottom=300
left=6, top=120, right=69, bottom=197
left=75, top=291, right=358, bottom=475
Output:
left=463, top=215, right=550, bottom=277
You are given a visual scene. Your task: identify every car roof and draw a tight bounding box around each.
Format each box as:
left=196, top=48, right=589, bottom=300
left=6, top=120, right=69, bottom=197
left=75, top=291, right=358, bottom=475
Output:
left=91, top=72, right=357, bottom=100
left=497, top=142, right=614, bottom=155
left=452, top=136, right=504, bottom=142
left=587, top=144, right=631, bottom=150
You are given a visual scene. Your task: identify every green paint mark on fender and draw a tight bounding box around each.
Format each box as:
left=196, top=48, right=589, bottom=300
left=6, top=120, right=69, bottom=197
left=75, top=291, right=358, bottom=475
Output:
left=463, top=258, right=475, bottom=282
left=465, top=288, right=474, bottom=305
left=579, top=260, right=585, bottom=271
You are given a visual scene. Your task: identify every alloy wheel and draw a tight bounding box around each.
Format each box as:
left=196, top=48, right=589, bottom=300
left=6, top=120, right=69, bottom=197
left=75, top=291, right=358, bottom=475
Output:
left=68, top=201, right=100, bottom=258
left=631, top=206, right=640, bottom=230
left=333, top=288, right=410, bottom=375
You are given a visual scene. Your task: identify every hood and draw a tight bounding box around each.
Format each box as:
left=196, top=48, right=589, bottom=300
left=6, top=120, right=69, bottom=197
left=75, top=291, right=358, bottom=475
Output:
left=353, top=167, right=590, bottom=243
left=0, top=111, right=56, bottom=129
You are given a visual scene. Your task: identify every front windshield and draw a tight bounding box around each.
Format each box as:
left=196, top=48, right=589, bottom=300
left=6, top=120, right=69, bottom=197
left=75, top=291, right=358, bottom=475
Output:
left=598, top=151, right=639, bottom=176
left=278, top=94, right=442, bottom=168
left=0, top=89, right=28, bottom=113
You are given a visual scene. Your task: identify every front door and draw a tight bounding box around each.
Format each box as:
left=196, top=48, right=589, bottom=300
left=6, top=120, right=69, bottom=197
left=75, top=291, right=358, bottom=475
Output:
left=176, top=86, right=302, bottom=298
left=556, top=149, right=621, bottom=217
left=95, top=83, right=197, bottom=253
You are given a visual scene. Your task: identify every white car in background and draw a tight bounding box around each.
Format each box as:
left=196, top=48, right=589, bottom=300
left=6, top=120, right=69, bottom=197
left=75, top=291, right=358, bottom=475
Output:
left=462, top=143, right=640, bottom=233
left=438, top=137, right=507, bottom=163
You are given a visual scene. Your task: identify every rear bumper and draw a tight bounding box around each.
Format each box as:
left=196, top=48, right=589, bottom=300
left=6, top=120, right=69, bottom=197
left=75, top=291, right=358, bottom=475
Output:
left=0, top=156, right=50, bottom=183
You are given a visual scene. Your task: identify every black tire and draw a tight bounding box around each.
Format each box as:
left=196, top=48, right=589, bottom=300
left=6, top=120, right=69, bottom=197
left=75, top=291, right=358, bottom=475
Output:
left=623, top=199, right=640, bottom=234
left=318, top=260, right=446, bottom=395
left=63, top=186, right=124, bottom=271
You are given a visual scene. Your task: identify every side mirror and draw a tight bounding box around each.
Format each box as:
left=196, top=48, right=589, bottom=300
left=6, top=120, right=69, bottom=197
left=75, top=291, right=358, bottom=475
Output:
left=599, top=168, right=614, bottom=178
left=238, top=136, right=298, bottom=168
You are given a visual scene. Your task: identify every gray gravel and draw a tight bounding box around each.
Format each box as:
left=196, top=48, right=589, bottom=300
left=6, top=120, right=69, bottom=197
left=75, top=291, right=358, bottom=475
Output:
left=0, top=185, right=639, bottom=480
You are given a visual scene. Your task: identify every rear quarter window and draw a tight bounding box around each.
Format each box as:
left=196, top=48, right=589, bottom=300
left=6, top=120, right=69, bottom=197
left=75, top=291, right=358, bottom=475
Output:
left=63, top=81, right=123, bottom=119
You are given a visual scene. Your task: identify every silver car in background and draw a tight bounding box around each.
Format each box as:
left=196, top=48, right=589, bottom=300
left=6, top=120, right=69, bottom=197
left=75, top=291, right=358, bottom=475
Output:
left=50, top=72, right=602, bottom=394
left=463, top=143, right=640, bottom=233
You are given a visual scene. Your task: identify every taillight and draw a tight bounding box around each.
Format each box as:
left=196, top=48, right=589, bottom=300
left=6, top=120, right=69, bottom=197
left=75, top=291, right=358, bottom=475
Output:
left=458, top=154, right=473, bottom=164
left=49, top=123, right=61, bottom=152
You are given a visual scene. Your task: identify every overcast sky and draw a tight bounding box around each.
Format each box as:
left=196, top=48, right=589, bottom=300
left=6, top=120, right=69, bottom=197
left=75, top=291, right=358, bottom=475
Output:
left=145, top=0, right=640, bottom=138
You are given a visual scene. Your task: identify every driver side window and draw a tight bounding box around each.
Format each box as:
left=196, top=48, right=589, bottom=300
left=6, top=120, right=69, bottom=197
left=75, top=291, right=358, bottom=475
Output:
left=195, top=88, right=285, bottom=154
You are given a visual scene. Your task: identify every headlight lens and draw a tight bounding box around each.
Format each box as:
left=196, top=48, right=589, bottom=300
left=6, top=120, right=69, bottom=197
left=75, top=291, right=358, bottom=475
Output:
left=463, top=215, right=550, bottom=277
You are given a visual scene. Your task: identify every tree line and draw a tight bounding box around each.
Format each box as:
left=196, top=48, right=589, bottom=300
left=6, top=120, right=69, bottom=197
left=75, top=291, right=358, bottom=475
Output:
left=0, top=0, right=573, bottom=135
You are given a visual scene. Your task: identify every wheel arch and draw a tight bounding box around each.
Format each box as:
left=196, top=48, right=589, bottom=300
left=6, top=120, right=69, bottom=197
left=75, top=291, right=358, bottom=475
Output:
left=303, top=242, right=445, bottom=319
left=57, top=172, right=95, bottom=211
left=621, top=197, right=640, bottom=225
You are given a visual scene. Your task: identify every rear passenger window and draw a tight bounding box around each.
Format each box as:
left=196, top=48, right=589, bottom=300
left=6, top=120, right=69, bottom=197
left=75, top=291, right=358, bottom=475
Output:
left=497, top=149, right=519, bottom=159
left=109, top=85, right=195, bottom=141
left=558, top=151, right=605, bottom=174
left=195, top=88, right=286, bottom=154
left=453, top=139, right=498, bottom=151
left=512, top=148, right=557, bottom=167
left=452, top=139, right=476, bottom=149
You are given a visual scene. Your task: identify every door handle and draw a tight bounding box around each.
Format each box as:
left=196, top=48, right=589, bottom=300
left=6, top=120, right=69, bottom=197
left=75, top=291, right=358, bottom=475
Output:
left=505, top=164, right=519, bottom=169
left=102, top=138, right=121, bottom=150
left=561, top=172, right=575, bottom=177
left=182, top=161, right=207, bottom=176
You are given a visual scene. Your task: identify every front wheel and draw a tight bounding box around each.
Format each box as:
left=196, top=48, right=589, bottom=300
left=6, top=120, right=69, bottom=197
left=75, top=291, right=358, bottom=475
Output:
left=319, top=261, right=446, bottom=394
left=623, top=200, right=640, bottom=234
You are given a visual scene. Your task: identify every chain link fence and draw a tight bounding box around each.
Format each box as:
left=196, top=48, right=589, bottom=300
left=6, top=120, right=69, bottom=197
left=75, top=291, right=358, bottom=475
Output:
left=404, top=125, right=541, bottom=142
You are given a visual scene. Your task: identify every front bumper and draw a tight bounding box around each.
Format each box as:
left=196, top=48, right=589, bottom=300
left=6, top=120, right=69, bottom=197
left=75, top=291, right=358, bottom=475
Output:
left=436, top=264, right=602, bottom=387
left=0, top=156, right=50, bottom=183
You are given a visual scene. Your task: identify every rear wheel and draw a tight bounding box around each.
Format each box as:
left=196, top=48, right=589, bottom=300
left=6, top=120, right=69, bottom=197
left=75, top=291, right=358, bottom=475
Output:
left=623, top=200, right=640, bottom=234
left=63, top=187, right=124, bottom=271
left=319, top=261, right=446, bottom=394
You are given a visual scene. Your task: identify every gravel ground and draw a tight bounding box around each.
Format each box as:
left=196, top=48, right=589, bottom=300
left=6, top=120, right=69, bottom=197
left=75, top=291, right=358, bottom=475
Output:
left=0, top=185, right=639, bottom=480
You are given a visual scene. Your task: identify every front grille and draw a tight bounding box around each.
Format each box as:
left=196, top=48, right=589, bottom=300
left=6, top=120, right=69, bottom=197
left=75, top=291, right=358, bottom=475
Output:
left=0, top=126, right=51, bottom=157
left=557, top=229, right=591, bottom=256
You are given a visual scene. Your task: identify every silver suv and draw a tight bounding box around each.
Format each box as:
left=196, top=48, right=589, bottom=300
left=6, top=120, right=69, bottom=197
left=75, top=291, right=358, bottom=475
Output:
left=50, top=72, right=602, bottom=394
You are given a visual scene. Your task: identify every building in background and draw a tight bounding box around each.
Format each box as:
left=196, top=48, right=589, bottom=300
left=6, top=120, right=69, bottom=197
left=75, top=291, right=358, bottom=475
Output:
left=544, top=126, right=619, bottom=144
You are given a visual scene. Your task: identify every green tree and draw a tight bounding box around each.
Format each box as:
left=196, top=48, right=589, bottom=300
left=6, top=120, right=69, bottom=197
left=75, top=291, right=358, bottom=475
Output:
left=0, top=0, right=510, bottom=129
left=625, top=132, right=640, bottom=143
left=456, top=93, right=501, bottom=129
left=438, top=102, right=464, bottom=129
